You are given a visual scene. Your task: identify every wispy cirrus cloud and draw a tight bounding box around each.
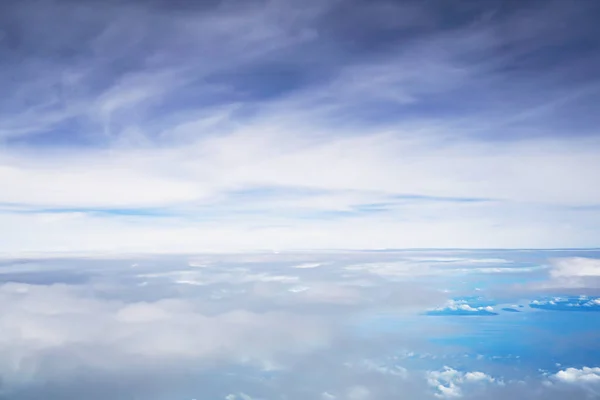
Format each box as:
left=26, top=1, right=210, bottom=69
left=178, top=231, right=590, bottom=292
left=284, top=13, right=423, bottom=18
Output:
left=1, top=0, right=600, bottom=252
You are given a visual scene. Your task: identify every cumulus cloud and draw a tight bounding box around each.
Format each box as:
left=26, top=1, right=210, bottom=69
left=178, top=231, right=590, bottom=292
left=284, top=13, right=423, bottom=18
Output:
left=552, top=367, right=600, bottom=384
left=427, top=300, right=497, bottom=316
left=548, top=366, right=600, bottom=397
left=426, top=367, right=496, bottom=398
left=530, top=296, right=600, bottom=311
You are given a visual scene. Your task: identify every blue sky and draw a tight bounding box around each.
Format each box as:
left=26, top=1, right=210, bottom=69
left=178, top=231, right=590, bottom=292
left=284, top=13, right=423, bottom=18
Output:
left=1, top=0, right=600, bottom=253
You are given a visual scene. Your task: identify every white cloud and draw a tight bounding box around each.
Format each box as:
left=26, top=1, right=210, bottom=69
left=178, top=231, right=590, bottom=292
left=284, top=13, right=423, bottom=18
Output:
left=428, top=300, right=495, bottom=315
left=549, top=366, right=600, bottom=397
left=138, top=268, right=300, bottom=287
left=1, top=0, right=599, bottom=253
left=550, top=258, right=600, bottom=278
left=2, top=204, right=595, bottom=254
left=530, top=296, right=600, bottom=309
left=2, top=105, right=600, bottom=253
left=343, top=258, right=539, bottom=281
left=552, top=367, right=600, bottom=384
left=435, top=383, right=462, bottom=399
left=0, top=282, right=331, bottom=385
left=526, top=257, right=600, bottom=292
left=426, top=367, right=496, bottom=398
left=464, top=371, right=495, bottom=383
left=292, top=263, right=322, bottom=269
left=585, top=298, right=600, bottom=306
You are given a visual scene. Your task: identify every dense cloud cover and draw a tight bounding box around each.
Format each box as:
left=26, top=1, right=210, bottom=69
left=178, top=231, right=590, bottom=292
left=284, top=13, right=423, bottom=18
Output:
left=0, top=250, right=599, bottom=399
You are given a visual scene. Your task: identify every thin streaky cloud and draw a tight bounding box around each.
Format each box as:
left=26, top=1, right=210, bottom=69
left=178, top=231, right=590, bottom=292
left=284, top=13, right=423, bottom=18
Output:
left=0, top=0, right=599, bottom=251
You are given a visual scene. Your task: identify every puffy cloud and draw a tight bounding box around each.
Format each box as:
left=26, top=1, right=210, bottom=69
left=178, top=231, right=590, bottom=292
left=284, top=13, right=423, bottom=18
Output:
left=464, top=371, right=495, bottom=383
left=552, top=367, right=600, bottom=384
left=436, top=383, right=462, bottom=399
left=530, top=296, right=600, bottom=311
left=427, top=300, right=497, bottom=316
left=547, top=366, right=600, bottom=397
left=426, top=367, right=496, bottom=398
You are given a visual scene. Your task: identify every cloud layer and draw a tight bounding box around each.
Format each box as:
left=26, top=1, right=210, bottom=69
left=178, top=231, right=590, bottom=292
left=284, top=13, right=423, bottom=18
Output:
left=0, top=250, right=599, bottom=399
left=1, top=0, right=600, bottom=251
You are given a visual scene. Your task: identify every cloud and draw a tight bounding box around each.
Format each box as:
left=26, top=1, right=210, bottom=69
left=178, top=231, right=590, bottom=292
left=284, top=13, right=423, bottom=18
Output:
left=0, top=251, right=599, bottom=399
left=343, top=257, right=542, bottom=280
left=427, top=300, right=497, bottom=316
left=426, top=367, right=496, bottom=398
left=363, top=360, right=408, bottom=379
left=0, top=282, right=331, bottom=389
left=292, top=263, right=322, bottom=269
left=0, top=0, right=599, bottom=252
left=552, top=367, right=600, bottom=384
left=521, top=257, right=600, bottom=294
left=530, top=296, right=600, bottom=311
left=550, top=257, right=600, bottom=278
left=548, top=366, right=600, bottom=397
left=2, top=1, right=600, bottom=396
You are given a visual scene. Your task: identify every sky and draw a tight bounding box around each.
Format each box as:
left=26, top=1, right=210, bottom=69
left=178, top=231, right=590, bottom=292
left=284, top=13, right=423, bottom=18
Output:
left=1, top=0, right=600, bottom=253
left=2, top=2, right=600, bottom=398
